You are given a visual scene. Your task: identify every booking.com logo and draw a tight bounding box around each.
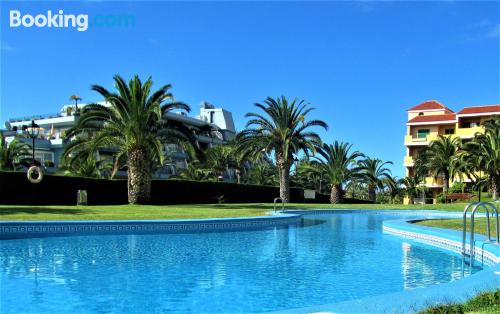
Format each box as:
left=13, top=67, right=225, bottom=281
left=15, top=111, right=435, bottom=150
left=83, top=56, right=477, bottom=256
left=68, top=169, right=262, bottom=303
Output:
left=9, top=10, right=135, bottom=32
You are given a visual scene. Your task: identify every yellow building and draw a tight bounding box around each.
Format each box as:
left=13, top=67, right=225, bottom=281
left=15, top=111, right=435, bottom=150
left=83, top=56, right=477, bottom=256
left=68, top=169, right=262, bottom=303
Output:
left=404, top=100, right=500, bottom=204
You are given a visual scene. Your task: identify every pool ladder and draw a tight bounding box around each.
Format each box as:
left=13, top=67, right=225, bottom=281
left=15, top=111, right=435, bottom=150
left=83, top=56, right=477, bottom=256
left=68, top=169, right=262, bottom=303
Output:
left=462, top=201, right=499, bottom=268
left=273, top=197, right=285, bottom=213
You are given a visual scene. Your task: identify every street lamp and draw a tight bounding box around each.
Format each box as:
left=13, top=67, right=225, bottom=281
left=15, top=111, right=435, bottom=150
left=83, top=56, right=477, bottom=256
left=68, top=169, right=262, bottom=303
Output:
left=24, top=120, right=40, bottom=165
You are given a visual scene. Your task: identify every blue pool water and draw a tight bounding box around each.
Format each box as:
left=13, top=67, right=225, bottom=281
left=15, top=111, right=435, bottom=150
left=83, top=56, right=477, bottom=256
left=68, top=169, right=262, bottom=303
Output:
left=0, top=212, right=478, bottom=313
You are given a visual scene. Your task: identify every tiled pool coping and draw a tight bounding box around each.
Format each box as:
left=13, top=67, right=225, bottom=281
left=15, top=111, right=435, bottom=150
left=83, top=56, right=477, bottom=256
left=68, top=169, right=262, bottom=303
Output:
left=1, top=209, right=498, bottom=313
left=0, top=214, right=301, bottom=239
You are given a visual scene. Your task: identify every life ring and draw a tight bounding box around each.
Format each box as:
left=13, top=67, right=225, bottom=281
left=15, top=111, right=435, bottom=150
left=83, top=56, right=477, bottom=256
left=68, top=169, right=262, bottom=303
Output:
left=27, top=166, right=44, bottom=184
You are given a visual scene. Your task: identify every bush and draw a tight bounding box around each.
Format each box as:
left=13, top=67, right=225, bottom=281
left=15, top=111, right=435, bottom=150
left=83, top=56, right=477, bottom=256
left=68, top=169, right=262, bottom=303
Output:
left=436, top=193, right=447, bottom=204
left=449, top=182, right=466, bottom=193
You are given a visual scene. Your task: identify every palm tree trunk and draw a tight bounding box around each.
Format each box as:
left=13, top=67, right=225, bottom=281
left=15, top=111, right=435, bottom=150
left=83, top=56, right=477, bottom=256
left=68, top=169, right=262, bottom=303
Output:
left=277, top=160, right=291, bottom=202
left=491, top=174, right=499, bottom=200
left=127, top=148, right=151, bottom=204
left=368, top=185, right=376, bottom=202
left=443, top=173, right=450, bottom=195
left=330, top=184, right=343, bottom=204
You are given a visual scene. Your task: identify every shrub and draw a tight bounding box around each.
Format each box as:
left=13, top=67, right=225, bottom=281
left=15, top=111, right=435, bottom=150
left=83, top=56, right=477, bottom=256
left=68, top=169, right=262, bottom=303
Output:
left=448, top=182, right=466, bottom=193
left=436, top=193, right=447, bottom=204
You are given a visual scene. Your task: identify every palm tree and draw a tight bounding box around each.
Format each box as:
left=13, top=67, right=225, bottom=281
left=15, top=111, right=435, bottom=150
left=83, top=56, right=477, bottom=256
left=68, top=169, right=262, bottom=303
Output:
left=61, top=154, right=113, bottom=178
left=175, top=161, right=215, bottom=181
left=64, top=75, right=196, bottom=204
left=384, top=176, right=404, bottom=204
left=244, top=163, right=279, bottom=186
left=421, top=135, right=460, bottom=195
left=0, top=132, right=31, bottom=170
left=70, top=95, right=82, bottom=112
left=401, top=175, right=425, bottom=204
left=237, top=96, right=328, bottom=202
left=205, top=141, right=250, bottom=183
left=462, top=117, right=500, bottom=200
left=293, top=158, right=325, bottom=193
left=314, top=141, right=364, bottom=204
left=358, top=157, right=393, bottom=202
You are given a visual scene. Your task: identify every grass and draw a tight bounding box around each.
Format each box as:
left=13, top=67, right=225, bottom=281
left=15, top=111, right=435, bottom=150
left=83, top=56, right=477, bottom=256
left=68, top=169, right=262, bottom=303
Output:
left=0, top=202, right=472, bottom=221
left=419, top=290, right=499, bottom=314
left=415, top=217, right=497, bottom=237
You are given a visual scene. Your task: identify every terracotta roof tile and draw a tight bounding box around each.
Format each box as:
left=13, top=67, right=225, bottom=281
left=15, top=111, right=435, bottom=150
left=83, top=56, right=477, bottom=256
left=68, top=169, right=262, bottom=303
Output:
left=407, top=100, right=454, bottom=112
left=457, top=105, right=500, bottom=115
left=408, top=113, right=456, bottom=124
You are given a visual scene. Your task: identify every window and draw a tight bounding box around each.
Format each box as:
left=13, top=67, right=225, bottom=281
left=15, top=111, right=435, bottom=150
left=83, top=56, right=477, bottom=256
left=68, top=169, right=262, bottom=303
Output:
left=34, top=151, right=53, bottom=163
left=417, top=129, right=430, bottom=139
left=444, top=128, right=455, bottom=135
left=418, top=112, right=424, bottom=116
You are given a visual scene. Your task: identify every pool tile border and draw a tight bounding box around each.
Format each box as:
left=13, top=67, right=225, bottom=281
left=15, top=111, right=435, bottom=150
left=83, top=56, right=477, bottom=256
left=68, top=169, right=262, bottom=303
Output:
left=0, top=214, right=301, bottom=239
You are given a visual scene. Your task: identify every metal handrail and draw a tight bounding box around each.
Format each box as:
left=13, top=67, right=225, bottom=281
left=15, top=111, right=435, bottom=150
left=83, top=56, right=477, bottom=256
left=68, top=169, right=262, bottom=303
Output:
left=273, top=197, right=285, bottom=213
left=482, top=202, right=499, bottom=243
left=469, top=203, right=491, bottom=266
left=462, top=201, right=499, bottom=268
left=462, top=202, right=480, bottom=256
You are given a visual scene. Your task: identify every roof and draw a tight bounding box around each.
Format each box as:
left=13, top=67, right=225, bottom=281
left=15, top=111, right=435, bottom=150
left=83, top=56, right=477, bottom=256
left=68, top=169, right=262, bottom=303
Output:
left=407, top=100, right=454, bottom=112
left=457, top=105, right=500, bottom=115
left=407, top=113, right=456, bottom=124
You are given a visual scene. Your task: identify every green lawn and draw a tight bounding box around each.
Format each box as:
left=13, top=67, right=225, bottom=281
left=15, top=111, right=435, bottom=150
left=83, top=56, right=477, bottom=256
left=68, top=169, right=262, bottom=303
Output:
left=0, top=202, right=470, bottom=221
left=415, top=217, right=497, bottom=237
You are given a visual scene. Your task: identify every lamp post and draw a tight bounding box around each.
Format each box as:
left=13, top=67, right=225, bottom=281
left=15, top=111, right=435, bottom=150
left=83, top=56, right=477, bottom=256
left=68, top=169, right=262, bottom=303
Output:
left=26, top=120, right=40, bottom=165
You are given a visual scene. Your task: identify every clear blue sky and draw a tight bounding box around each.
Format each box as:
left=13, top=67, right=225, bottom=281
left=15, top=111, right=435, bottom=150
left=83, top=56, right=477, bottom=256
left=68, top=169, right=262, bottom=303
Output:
left=1, top=1, right=499, bottom=178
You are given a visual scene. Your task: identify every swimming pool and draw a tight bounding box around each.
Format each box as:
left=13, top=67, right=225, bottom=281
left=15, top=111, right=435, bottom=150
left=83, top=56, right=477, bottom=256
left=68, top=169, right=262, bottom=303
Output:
left=0, top=211, right=495, bottom=313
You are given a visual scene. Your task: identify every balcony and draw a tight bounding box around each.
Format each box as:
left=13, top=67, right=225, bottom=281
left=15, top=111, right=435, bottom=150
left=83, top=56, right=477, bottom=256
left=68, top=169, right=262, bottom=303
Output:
left=404, top=133, right=439, bottom=146
left=404, top=132, right=462, bottom=146
left=403, top=156, right=414, bottom=167
left=456, top=126, right=483, bottom=139
left=424, top=177, right=444, bottom=188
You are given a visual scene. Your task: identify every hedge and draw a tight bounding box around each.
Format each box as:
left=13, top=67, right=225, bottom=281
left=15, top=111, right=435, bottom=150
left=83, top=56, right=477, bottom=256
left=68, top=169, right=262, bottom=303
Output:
left=0, top=172, right=304, bottom=205
left=0, top=172, right=374, bottom=205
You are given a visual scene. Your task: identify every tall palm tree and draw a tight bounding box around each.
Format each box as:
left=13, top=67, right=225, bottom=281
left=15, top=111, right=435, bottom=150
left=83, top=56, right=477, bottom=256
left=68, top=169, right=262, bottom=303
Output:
left=237, top=96, right=328, bottom=202
left=422, top=135, right=460, bottom=195
left=64, top=75, right=196, bottom=204
left=314, top=141, right=364, bottom=204
left=358, top=157, right=393, bottom=202
left=0, top=133, right=31, bottom=171
left=462, top=117, right=500, bottom=200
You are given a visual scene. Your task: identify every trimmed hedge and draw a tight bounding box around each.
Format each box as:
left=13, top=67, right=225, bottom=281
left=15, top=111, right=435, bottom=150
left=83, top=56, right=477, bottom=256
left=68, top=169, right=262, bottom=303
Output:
left=0, top=172, right=304, bottom=205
